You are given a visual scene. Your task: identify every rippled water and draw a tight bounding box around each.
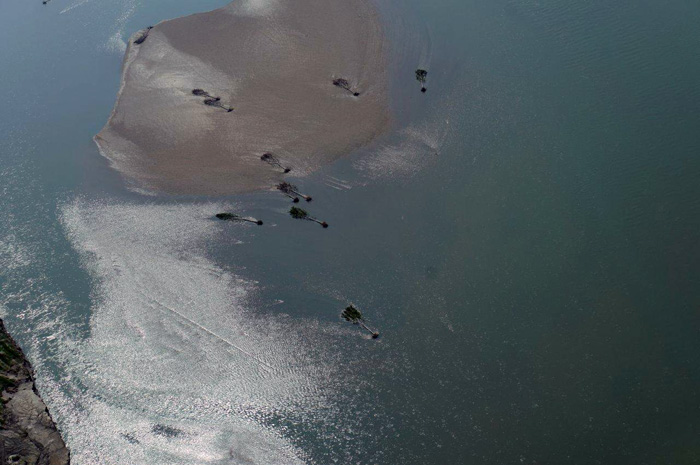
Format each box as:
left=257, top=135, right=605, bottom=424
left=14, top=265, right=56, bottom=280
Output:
left=1, top=0, right=699, bottom=463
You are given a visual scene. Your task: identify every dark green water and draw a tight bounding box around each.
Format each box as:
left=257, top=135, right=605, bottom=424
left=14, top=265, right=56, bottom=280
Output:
left=0, top=0, right=698, bottom=463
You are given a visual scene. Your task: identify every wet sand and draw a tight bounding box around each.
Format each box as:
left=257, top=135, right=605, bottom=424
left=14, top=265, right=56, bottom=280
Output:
left=95, top=0, right=389, bottom=195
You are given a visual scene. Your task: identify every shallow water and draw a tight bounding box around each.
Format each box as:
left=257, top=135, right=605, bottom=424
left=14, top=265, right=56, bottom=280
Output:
left=1, top=0, right=699, bottom=463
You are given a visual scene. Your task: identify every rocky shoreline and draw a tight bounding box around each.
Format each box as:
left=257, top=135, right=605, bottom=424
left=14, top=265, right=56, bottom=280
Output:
left=0, top=319, right=69, bottom=465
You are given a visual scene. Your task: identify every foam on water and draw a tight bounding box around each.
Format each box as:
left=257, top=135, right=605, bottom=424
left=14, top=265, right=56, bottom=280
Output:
left=60, top=0, right=92, bottom=15
left=105, top=0, right=137, bottom=54
left=354, top=119, right=449, bottom=180
left=105, top=32, right=127, bottom=54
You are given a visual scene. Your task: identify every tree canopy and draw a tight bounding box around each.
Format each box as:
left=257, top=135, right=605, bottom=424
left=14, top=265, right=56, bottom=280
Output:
left=278, top=182, right=295, bottom=194
left=261, top=153, right=291, bottom=172
left=289, top=207, right=308, bottom=219
left=342, top=305, right=363, bottom=323
left=333, top=78, right=360, bottom=96
left=333, top=78, right=350, bottom=89
left=216, top=213, right=239, bottom=221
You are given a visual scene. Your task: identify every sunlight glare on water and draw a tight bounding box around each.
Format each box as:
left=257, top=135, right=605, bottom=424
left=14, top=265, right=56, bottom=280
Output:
left=45, top=199, right=344, bottom=464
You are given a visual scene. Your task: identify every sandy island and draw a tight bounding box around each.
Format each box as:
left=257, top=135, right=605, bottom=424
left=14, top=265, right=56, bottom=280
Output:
left=95, top=0, right=389, bottom=195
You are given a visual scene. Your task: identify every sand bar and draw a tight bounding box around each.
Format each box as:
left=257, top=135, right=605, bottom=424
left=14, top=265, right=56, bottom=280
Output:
left=95, top=0, right=390, bottom=195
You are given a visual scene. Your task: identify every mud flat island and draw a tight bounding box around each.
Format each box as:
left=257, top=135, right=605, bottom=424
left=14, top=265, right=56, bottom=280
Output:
left=95, top=0, right=390, bottom=195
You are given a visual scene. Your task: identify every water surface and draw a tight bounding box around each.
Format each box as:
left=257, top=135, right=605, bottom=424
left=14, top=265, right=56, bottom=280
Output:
left=1, top=0, right=699, bottom=463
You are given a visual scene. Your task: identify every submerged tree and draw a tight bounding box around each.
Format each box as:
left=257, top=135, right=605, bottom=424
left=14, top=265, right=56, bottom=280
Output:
left=415, top=69, right=428, bottom=93
left=277, top=182, right=312, bottom=202
left=260, top=153, right=292, bottom=173
left=134, top=26, right=153, bottom=45
left=215, top=213, right=263, bottom=225
left=341, top=305, right=379, bottom=338
left=204, top=98, right=233, bottom=112
left=289, top=207, right=328, bottom=228
left=333, top=78, right=360, bottom=97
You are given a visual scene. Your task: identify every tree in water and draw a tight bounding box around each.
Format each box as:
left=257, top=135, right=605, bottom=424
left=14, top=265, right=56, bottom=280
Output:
left=415, top=69, right=428, bottom=93
left=215, top=213, right=263, bottom=225
left=333, top=78, right=360, bottom=97
left=277, top=182, right=312, bottom=202
left=204, top=98, right=233, bottom=112
left=341, top=305, right=379, bottom=338
left=289, top=207, right=328, bottom=228
left=276, top=183, right=299, bottom=203
left=260, top=153, right=292, bottom=173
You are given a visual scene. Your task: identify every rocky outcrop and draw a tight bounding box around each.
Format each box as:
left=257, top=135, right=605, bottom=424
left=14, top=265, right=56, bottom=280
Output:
left=0, top=319, right=69, bottom=465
